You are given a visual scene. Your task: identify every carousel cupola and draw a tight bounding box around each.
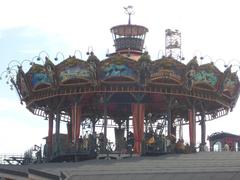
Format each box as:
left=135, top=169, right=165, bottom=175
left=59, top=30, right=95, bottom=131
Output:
left=110, top=6, right=148, bottom=60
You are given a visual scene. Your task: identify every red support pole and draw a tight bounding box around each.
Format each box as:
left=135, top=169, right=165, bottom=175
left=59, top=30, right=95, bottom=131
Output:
left=188, top=108, right=196, bottom=151
left=132, top=104, right=138, bottom=153
left=67, top=122, right=72, bottom=142
left=131, top=103, right=145, bottom=155
left=192, top=107, right=196, bottom=149
left=188, top=109, right=193, bottom=145
left=138, top=104, right=145, bottom=154
left=71, top=103, right=81, bottom=144
left=76, top=105, right=81, bottom=140
left=71, top=105, right=76, bottom=143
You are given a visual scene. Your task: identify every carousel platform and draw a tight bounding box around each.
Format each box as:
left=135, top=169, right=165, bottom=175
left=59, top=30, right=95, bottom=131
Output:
left=1, top=152, right=240, bottom=180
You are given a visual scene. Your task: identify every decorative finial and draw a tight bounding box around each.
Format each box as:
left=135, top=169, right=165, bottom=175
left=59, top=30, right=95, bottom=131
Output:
left=124, top=5, right=135, bottom=24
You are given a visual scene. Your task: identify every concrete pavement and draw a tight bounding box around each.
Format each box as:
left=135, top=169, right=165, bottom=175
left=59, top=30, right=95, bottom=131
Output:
left=1, top=152, right=240, bottom=179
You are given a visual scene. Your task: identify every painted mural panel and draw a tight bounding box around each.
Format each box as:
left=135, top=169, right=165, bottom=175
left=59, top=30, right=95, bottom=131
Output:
left=193, top=70, right=218, bottom=87
left=151, top=60, right=184, bottom=78
left=59, top=64, right=91, bottom=83
left=31, top=72, right=52, bottom=87
left=101, top=60, right=137, bottom=80
left=223, top=76, right=239, bottom=96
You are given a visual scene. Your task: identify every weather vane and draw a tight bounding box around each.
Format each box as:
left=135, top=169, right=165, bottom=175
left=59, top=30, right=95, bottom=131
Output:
left=124, top=5, right=135, bottom=24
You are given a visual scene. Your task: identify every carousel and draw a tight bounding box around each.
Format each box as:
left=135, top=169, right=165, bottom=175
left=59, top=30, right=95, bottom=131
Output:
left=1, top=7, right=240, bottom=161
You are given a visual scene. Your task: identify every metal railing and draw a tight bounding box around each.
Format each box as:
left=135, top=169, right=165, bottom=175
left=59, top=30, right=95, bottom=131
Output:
left=0, top=154, right=24, bottom=164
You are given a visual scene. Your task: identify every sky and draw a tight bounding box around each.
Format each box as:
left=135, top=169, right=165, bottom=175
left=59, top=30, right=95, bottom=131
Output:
left=0, top=0, right=240, bottom=154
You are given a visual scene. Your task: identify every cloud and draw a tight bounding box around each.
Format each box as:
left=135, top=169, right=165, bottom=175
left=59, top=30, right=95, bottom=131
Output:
left=0, top=96, right=68, bottom=154
left=0, top=97, right=21, bottom=112
left=0, top=97, right=49, bottom=154
left=0, top=26, right=69, bottom=69
left=0, top=117, right=47, bottom=154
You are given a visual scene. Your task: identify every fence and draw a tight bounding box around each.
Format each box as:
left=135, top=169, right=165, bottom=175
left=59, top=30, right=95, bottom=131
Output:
left=0, top=154, right=24, bottom=165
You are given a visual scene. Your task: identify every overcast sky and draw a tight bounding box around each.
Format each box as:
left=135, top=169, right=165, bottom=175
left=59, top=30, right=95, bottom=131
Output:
left=0, top=0, right=240, bottom=154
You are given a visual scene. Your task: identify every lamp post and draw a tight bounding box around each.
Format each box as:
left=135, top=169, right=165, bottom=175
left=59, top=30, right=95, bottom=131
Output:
left=54, top=51, right=65, bottom=61
left=229, top=60, right=240, bottom=77
left=7, top=60, right=21, bottom=70
left=214, top=59, right=227, bottom=69
left=20, top=59, right=34, bottom=66
left=0, top=67, right=18, bottom=90
left=193, top=50, right=203, bottom=59
left=38, top=51, right=50, bottom=59
left=157, top=50, right=164, bottom=59
left=231, top=64, right=240, bottom=72
left=31, top=56, right=44, bottom=65
left=179, top=52, right=185, bottom=62
left=199, top=55, right=213, bottom=65
left=86, top=46, right=94, bottom=55
left=227, top=59, right=240, bottom=68
left=74, top=50, right=83, bottom=59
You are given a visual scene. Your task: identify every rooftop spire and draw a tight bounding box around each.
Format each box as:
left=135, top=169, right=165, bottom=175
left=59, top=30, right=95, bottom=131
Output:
left=124, top=5, right=135, bottom=24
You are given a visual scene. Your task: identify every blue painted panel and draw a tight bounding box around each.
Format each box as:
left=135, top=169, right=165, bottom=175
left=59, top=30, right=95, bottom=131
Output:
left=102, top=63, right=137, bottom=79
left=31, top=73, right=51, bottom=87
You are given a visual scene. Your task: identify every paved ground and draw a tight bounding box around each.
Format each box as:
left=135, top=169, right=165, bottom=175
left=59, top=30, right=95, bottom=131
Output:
left=1, top=152, right=240, bottom=179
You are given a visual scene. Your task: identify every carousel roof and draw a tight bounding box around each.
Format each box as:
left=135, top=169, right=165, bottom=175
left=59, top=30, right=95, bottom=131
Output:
left=13, top=52, right=240, bottom=122
left=3, top=15, right=240, bottom=123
